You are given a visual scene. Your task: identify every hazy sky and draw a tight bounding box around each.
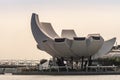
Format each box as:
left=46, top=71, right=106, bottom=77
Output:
left=0, top=0, right=120, bottom=60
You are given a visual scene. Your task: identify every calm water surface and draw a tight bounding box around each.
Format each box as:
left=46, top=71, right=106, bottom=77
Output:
left=0, top=75, right=120, bottom=80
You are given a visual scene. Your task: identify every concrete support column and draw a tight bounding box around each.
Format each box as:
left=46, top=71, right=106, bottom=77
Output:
left=70, top=57, right=73, bottom=69
left=52, top=57, right=57, bottom=66
left=81, top=56, right=84, bottom=70
left=88, top=56, right=92, bottom=66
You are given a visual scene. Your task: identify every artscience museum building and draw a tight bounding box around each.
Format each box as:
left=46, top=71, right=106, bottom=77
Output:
left=31, top=13, right=116, bottom=68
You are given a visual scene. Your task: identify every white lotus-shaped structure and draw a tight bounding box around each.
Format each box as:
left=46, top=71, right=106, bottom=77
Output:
left=31, top=13, right=116, bottom=60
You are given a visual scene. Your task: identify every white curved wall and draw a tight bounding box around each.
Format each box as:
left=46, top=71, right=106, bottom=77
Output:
left=61, top=29, right=77, bottom=39
left=71, top=37, right=88, bottom=57
left=53, top=38, right=77, bottom=57
left=31, top=13, right=50, bottom=50
left=92, top=38, right=116, bottom=59
left=40, top=22, right=60, bottom=39
left=31, top=13, right=60, bottom=57
left=87, top=35, right=104, bottom=56
left=40, top=40, right=61, bottom=57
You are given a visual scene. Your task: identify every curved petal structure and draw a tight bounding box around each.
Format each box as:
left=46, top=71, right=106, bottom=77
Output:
left=92, top=38, right=116, bottom=59
left=31, top=13, right=60, bottom=57
left=40, top=40, right=61, bottom=57
left=40, top=22, right=60, bottom=39
left=61, top=29, right=77, bottom=39
left=87, top=34, right=104, bottom=56
left=31, top=13, right=116, bottom=59
left=31, top=13, right=50, bottom=50
left=53, top=38, right=77, bottom=57
left=71, top=37, right=88, bottom=57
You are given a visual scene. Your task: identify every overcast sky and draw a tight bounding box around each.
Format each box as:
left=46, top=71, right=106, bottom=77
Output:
left=0, top=0, right=120, bottom=60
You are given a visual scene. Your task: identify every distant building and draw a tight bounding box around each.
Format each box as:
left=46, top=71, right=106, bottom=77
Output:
left=31, top=13, right=116, bottom=67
